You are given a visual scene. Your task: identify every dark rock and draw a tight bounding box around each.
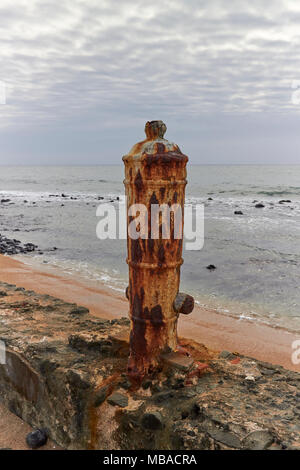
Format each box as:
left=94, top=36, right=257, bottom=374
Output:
left=0, top=233, right=38, bottom=255
left=142, top=379, right=152, bottom=390
left=177, top=390, right=196, bottom=400
left=153, top=390, right=175, bottom=404
left=26, top=428, right=48, bottom=449
left=207, top=429, right=241, bottom=449
left=24, top=243, right=36, bottom=252
left=255, top=203, right=265, bottom=208
left=69, top=306, right=89, bottom=315
left=279, top=200, right=291, bottom=204
left=150, top=383, right=161, bottom=394
left=67, top=369, right=90, bottom=391
left=39, top=359, right=59, bottom=375
left=258, top=361, right=281, bottom=371
left=0, top=291, right=7, bottom=297
left=108, top=392, right=128, bottom=408
left=219, top=350, right=233, bottom=359
left=206, top=264, right=216, bottom=270
left=242, top=430, right=273, bottom=450
left=68, top=333, right=112, bottom=353
left=94, top=386, right=109, bottom=407
left=172, top=378, right=185, bottom=390
left=120, top=379, right=131, bottom=391
left=234, top=210, right=243, bottom=215
left=141, top=411, right=164, bottom=430
left=260, top=367, right=277, bottom=376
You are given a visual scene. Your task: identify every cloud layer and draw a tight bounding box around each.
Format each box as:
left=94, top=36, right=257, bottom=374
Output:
left=0, top=0, right=300, bottom=163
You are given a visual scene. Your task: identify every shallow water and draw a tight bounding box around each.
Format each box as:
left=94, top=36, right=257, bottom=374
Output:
left=0, top=164, right=299, bottom=332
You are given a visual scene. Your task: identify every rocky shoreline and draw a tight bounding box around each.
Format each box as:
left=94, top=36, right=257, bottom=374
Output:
left=0, top=234, right=38, bottom=256
left=0, top=233, right=59, bottom=257
left=0, top=281, right=299, bottom=450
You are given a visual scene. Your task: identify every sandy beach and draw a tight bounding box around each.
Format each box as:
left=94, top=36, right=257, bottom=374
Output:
left=0, top=253, right=298, bottom=373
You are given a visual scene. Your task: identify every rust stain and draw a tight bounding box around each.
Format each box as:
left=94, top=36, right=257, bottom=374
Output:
left=158, top=244, right=165, bottom=265
left=160, top=187, right=166, bottom=199
left=149, top=191, right=159, bottom=205
left=88, top=373, right=120, bottom=450
left=134, top=170, right=143, bottom=193
left=130, top=239, right=143, bottom=264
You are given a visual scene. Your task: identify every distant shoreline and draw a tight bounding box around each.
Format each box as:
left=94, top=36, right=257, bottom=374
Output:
left=0, top=253, right=298, bottom=372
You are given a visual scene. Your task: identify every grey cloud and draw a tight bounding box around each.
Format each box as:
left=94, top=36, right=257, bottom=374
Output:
left=0, top=0, right=300, bottom=164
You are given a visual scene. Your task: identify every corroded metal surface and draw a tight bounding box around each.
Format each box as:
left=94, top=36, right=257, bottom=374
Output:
left=123, top=120, right=194, bottom=380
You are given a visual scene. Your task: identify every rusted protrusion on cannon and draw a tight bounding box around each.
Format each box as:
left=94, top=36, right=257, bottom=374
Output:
left=123, top=120, right=194, bottom=382
left=174, top=292, right=194, bottom=315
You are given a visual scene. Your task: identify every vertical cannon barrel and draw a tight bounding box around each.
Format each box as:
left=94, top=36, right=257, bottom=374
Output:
left=123, top=121, right=194, bottom=381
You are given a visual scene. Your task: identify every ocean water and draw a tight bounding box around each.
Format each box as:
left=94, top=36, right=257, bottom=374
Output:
left=0, top=165, right=299, bottom=332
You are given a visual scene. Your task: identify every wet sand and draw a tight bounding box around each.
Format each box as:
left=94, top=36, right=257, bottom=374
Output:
left=0, top=254, right=299, bottom=372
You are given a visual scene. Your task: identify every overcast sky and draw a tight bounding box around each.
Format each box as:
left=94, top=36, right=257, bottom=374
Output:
left=0, top=0, right=300, bottom=165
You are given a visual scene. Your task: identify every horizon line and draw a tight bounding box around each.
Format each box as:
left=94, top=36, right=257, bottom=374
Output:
left=1, top=163, right=300, bottom=167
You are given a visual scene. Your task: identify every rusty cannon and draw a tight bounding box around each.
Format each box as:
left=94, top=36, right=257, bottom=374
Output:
left=123, top=120, right=194, bottom=381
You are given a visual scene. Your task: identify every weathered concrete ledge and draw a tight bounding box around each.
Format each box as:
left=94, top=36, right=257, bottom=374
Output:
left=0, top=281, right=299, bottom=450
